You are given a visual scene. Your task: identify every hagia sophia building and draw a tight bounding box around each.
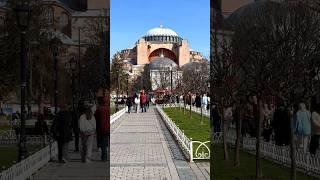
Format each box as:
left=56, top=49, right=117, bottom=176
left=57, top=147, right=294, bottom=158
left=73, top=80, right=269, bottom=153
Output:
left=117, top=24, right=208, bottom=77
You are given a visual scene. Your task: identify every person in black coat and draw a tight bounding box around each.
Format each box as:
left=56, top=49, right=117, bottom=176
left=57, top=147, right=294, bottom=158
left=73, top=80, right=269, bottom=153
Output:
left=51, top=104, right=73, bottom=163
left=126, top=96, right=132, bottom=113
left=195, top=94, right=201, bottom=108
left=272, top=102, right=291, bottom=146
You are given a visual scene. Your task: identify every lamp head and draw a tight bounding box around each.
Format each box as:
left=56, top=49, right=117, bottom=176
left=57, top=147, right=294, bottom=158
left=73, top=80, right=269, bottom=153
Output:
left=14, top=1, right=31, bottom=31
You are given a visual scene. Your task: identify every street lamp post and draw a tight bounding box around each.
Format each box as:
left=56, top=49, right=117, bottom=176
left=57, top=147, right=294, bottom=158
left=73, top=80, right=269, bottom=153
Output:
left=14, top=1, right=31, bottom=162
left=196, top=68, right=204, bottom=124
left=68, top=58, right=78, bottom=151
left=69, top=58, right=76, bottom=126
left=51, top=37, right=62, bottom=115
left=115, top=66, right=119, bottom=112
left=126, top=72, right=129, bottom=97
left=169, top=65, right=173, bottom=104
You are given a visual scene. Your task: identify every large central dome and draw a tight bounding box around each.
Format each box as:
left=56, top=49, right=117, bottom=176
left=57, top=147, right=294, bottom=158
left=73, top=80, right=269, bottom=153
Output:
left=143, top=24, right=182, bottom=43
left=145, top=25, right=179, bottom=37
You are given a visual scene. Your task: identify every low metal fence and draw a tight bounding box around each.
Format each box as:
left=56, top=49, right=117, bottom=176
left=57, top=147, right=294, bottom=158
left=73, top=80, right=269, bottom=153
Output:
left=156, top=105, right=210, bottom=162
left=0, top=141, right=58, bottom=180
left=110, top=107, right=127, bottom=124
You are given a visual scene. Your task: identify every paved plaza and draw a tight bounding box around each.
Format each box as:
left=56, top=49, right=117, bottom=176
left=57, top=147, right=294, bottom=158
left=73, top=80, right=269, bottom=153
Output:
left=31, top=141, right=109, bottom=180
left=110, top=107, right=209, bottom=180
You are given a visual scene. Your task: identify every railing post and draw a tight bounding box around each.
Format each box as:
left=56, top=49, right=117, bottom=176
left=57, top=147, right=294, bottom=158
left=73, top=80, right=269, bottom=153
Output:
left=190, top=138, right=193, bottom=162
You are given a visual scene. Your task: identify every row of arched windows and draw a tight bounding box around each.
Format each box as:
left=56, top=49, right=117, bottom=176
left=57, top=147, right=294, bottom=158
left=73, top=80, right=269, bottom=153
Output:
left=144, top=35, right=182, bottom=43
left=45, top=7, right=69, bottom=27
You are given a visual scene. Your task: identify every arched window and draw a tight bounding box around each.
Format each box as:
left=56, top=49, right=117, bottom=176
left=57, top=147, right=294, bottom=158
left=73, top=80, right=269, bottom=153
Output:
left=46, top=7, right=54, bottom=25
left=60, top=12, right=69, bottom=27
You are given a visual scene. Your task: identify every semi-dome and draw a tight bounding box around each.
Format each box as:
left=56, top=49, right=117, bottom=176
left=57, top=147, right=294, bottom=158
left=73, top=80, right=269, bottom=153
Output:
left=149, top=57, right=178, bottom=70
left=143, top=24, right=182, bottom=43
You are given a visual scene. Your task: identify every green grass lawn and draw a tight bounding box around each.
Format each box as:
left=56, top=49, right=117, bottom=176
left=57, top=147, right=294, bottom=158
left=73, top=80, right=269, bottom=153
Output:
left=0, top=144, right=42, bottom=172
left=0, top=125, right=11, bottom=131
left=110, top=104, right=125, bottom=115
left=110, top=107, right=116, bottom=115
left=162, top=107, right=210, bottom=142
left=212, top=144, right=318, bottom=180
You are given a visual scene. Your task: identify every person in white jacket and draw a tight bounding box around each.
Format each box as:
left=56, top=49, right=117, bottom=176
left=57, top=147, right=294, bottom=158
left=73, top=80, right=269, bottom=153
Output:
left=134, top=95, right=140, bottom=113
left=79, top=107, right=96, bottom=163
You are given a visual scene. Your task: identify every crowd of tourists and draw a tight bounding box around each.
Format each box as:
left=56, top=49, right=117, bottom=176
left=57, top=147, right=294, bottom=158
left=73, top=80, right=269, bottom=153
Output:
left=211, top=96, right=320, bottom=155
left=184, top=93, right=210, bottom=111
left=125, top=89, right=151, bottom=113
left=50, top=96, right=109, bottom=163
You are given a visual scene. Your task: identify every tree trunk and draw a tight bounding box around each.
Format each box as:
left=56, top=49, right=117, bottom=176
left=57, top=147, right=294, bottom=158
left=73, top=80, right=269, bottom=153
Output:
left=189, top=96, right=192, bottom=118
left=256, top=99, right=263, bottom=178
left=210, top=100, right=214, bottom=180
left=289, top=107, right=296, bottom=180
left=184, top=96, right=186, bottom=115
left=222, top=108, right=229, bottom=160
left=37, top=76, right=43, bottom=114
left=234, top=106, right=242, bottom=166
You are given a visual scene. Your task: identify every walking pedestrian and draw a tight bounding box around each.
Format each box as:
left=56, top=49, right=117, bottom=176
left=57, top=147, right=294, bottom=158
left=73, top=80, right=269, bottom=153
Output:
left=294, top=103, right=311, bottom=153
left=309, top=104, right=320, bottom=155
left=192, top=94, right=196, bottom=106
left=51, top=104, right=73, bottom=163
left=126, top=96, right=132, bottom=113
left=273, top=101, right=290, bottom=146
left=134, top=94, right=140, bottom=113
left=79, top=107, right=96, bottom=163
left=140, top=91, right=147, bottom=113
left=202, top=94, right=208, bottom=112
left=262, top=104, right=272, bottom=142
left=94, top=97, right=109, bottom=161
left=195, top=94, right=201, bottom=109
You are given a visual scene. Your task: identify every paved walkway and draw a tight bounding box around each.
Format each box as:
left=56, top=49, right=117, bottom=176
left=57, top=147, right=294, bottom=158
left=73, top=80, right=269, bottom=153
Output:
left=111, top=107, right=209, bottom=180
left=31, top=106, right=209, bottom=180
left=31, top=140, right=109, bottom=180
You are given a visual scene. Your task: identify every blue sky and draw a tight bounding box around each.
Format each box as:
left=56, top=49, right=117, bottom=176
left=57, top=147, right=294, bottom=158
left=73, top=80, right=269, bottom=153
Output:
left=110, top=0, right=210, bottom=59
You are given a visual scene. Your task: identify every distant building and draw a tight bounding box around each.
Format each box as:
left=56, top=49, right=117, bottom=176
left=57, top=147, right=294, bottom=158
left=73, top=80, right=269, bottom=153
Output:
left=116, top=24, right=207, bottom=91
left=0, top=0, right=109, bottom=67
left=118, top=25, right=206, bottom=71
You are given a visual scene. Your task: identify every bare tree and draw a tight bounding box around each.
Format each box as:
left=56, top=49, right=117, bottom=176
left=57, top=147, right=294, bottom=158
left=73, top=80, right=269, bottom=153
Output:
left=224, top=1, right=320, bottom=179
